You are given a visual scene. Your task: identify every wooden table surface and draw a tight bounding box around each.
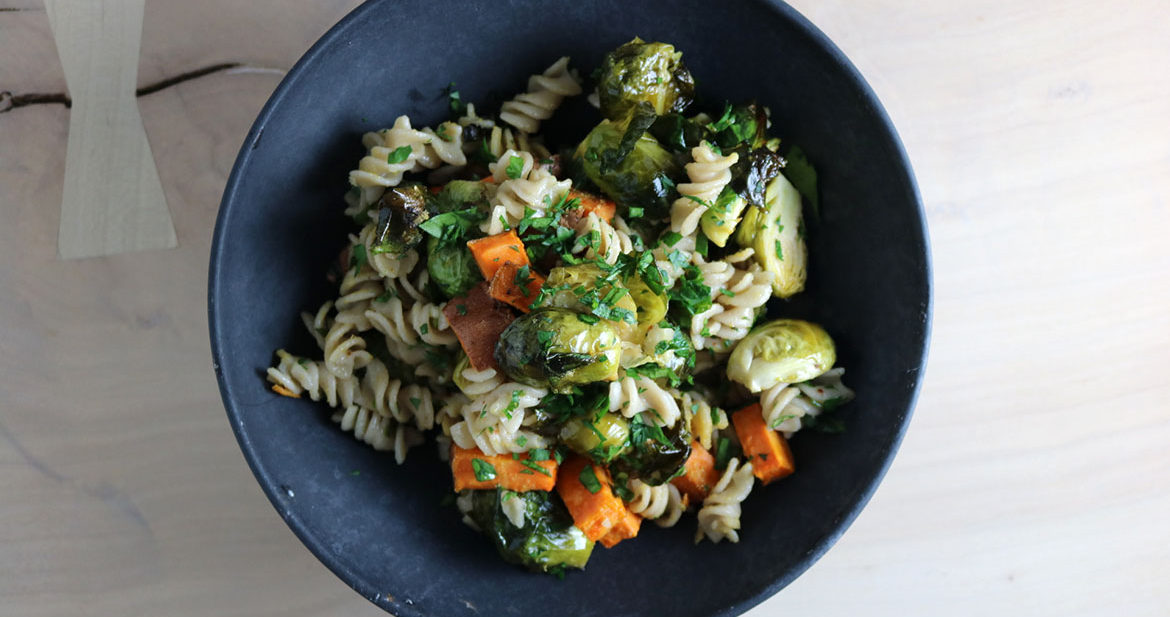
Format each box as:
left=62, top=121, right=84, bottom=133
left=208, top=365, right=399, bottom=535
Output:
left=2, top=1, right=1167, bottom=615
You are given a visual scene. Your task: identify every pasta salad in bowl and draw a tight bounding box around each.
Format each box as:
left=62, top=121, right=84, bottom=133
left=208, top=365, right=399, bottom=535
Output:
left=267, top=38, right=856, bottom=573
left=210, top=2, right=929, bottom=615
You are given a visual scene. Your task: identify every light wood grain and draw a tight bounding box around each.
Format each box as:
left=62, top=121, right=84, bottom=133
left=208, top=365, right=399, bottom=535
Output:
left=44, top=0, right=177, bottom=259
left=1, top=1, right=1167, bottom=616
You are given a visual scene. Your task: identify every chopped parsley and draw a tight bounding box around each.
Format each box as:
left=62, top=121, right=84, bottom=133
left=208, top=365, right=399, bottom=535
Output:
left=386, top=145, right=412, bottom=164
left=471, top=458, right=496, bottom=482
left=418, top=208, right=486, bottom=248
left=714, top=437, right=734, bottom=471
left=445, top=82, right=465, bottom=116
left=505, top=155, right=526, bottom=180
left=578, top=464, right=602, bottom=494
left=513, top=264, right=534, bottom=296
left=349, top=244, right=368, bottom=273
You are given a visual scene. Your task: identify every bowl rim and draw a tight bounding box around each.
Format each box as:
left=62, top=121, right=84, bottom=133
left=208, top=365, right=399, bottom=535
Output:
left=208, top=1, right=932, bottom=615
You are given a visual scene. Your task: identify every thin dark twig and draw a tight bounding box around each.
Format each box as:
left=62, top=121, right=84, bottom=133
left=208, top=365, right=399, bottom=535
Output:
left=1, top=61, right=248, bottom=114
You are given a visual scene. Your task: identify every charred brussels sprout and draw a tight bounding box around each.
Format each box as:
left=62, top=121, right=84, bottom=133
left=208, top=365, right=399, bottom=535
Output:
left=430, top=179, right=491, bottom=214
left=610, top=414, right=691, bottom=485
left=709, top=102, right=769, bottom=151
left=371, top=184, right=430, bottom=255
left=465, top=489, right=594, bottom=573
left=649, top=113, right=709, bottom=153
left=734, top=172, right=807, bottom=297
left=561, top=412, right=630, bottom=463
left=426, top=235, right=481, bottom=298
left=727, top=319, right=835, bottom=392
left=495, top=308, right=621, bottom=391
left=575, top=118, right=679, bottom=215
left=597, top=38, right=695, bottom=121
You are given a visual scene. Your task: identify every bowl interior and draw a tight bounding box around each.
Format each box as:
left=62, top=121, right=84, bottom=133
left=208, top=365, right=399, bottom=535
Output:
left=210, top=1, right=930, bottom=616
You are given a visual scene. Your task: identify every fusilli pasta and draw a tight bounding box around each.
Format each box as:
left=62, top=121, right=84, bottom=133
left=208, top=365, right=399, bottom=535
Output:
left=670, top=143, right=738, bottom=236
left=499, top=57, right=583, bottom=134
left=608, top=376, right=681, bottom=427
left=695, top=458, right=756, bottom=544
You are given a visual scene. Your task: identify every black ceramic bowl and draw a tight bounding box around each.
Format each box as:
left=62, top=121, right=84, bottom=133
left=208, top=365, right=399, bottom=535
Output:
left=209, top=1, right=930, bottom=615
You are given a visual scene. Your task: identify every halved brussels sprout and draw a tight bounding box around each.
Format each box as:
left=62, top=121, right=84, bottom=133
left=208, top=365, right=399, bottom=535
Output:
left=495, top=308, right=621, bottom=391
left=371, top=184, right=430, bottom=255
left=465, top=489, right=594, bottom=573
left=560, top=412, right=630, bottom=463
left=626, top=274, right=668, bottom=328
left=609, top=413, right=692, bottom=486
left=536, top=264, right=638, bottom=337
left=597, top=38, right=695, bottom=121
left=574, top=119, right=678, bottom=215
left=427, top=235, right=481, bottom=298
left=727, top=319, right=836, bottom=392
left=735, top=172, right=807, bottom=297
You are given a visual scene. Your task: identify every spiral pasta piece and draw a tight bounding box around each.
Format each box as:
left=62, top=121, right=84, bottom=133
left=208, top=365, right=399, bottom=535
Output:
left=267, top=350, right=362, bottom=409
left=331, top=405, right=421, bottom=464
left=323, top=309, right=372, bottom=378
left=458, top=103, right=552, bottom=160
left=624, top=479, right=686, bottom=528
left=695, top=458, right=756, bottom=544
left=689, top=254, right=775, bottom=352
left=456, top=365, right=505, bottom=397
left=651, top=233, right=697, bottom=287
left=677, top=389, right=728, bottom=451
left=760, top=368, right=855, bottom=438
left=360, top=358, right=437, bottom=431
left=480, top=150, right=571, bottom=235
left=349, top=116, right=467, bottom=188
left=670, top=143, right=738, bottom=236
left=300, top=301, right=333, bottom=351
left=572, top=213, right=639, bottom=265
left=608, top=376, right=681, bottom=428
left=449, top=383, right=550, bottom=455
left=499, top=57, right=583, bottom=134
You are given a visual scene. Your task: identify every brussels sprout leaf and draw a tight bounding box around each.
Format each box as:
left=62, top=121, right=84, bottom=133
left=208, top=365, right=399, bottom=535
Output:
left=782, top=146, right=820, bottom=220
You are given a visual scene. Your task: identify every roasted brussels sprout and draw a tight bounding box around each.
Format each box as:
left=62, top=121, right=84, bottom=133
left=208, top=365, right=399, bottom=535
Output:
left=575, top=119, right=679, bottom=215
left=700, top=147, right=785, bottom=247
left=561, top=412, right=630, bottom=463
left=430, top=179, right=491, bottom=214
left=427, top=235, right=481, bottom=298
left=537, top=264, right=638, bottom=335
left=465, top=489, right=594, bottom=573
left=709, top=102, right=769, bottom=151
left=495, top=308, right=621, bottom=391
left=699, top=186, right=747, bottom=248
left=727, top=319, right=836, bottom=392
left=734, top=172, right=807, bottom=297
left=626, top=274, right=668, bottom=329
left=371, top=184, right=430, bottom=255
left=649, top=112, right=709, bottom=153
left=609, top=414, right=691, bottom=486
left=597, top=38, right=695, bottom=121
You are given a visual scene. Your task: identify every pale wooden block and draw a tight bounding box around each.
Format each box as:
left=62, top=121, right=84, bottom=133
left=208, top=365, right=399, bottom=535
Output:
left=45, top=0, right=176, bottom=259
